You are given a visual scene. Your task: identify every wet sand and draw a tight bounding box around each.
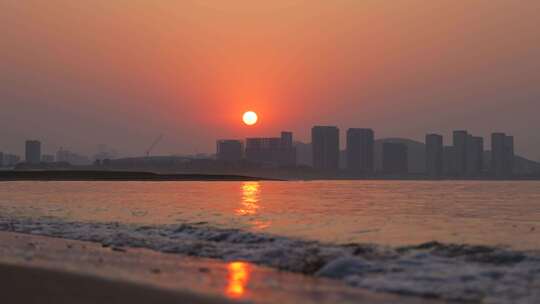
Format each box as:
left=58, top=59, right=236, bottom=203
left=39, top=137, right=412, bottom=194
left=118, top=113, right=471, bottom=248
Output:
left=0, top=232, right=442, bottom=304
left=0, top=263, right=230, bottom=304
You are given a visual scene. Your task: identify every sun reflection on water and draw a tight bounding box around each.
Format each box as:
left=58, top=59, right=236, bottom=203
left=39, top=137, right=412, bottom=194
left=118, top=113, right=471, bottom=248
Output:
left=236, top=182, right=271, bottom=229
left=237, top=182, right=261, bottom=216
left=225, top=262, right=250, bottom=298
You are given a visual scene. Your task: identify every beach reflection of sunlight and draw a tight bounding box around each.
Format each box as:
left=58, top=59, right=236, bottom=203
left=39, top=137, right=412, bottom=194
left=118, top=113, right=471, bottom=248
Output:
left=225, top=262, right=250, bottom=298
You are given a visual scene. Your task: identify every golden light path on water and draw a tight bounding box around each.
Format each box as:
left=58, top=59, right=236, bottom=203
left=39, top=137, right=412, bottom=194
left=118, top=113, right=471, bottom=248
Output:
left=237, top=182, right=271, bottom=230
left=225, top=183, right=263, bottom=298
left=237, top=182, right=260, bottom=216
left=1, top=181, right=540, bottom=250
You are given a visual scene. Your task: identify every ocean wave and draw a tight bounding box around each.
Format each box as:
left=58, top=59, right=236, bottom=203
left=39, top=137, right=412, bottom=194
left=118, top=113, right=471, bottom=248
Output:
left=1, top=216, right=539, bottom=303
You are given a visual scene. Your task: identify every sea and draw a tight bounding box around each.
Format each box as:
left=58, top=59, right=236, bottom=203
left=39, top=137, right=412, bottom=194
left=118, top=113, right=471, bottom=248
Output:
left=1, top=180, right=539, bottom=303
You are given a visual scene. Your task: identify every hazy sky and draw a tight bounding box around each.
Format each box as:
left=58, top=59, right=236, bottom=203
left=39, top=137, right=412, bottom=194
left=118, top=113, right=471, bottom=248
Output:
left=1, top=1, right=539, bottom=160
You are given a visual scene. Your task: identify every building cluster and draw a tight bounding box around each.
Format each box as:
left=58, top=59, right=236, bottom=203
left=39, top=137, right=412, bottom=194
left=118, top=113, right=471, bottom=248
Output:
left=426, top=131, right=514, bottom=178
left=217, top=126, right=517, bottom=179
left=0, top=140, right=91, bottom=168
left=0, top=128, right=519, bottom=179
left=0, top=140, right=42, bottom=168
left=217, top=132, right=296, bottom=167
left=217, top=126, right=408, bottom=175
left=310, top=126, right=408, bottom=175
left=0, top=151, right=20, bottom=167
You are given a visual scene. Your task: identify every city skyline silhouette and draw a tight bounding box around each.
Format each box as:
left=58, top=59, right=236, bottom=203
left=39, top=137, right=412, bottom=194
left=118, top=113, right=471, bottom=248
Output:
left=1, top=2, right=540, bottom=303
left=2, top=124, right=536, bottom=181
left=1, top=1, right=539, bottom=161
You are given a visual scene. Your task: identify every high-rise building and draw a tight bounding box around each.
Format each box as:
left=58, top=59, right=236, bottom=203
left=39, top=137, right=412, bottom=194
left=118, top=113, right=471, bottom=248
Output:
left=216, top=140, right=243, bottom=162
left=425, top=134, right=443, bottom=178
left=312, top=126, right=339, bottom=171
left=382, top=143, right=408, bottom=175
left=245, top=132, right=296, bottom=166
left=491, top=133, right=506, bottom=178
left=346, top=128, right=374, bottom=175
left=281, top=132, right=293, bottom=147
left=294, top=141, right=312, bottom=167
left=491, top=133, right=514, bottom=178
left=504, top=135, right=514, bottom=176
left=443, top=146, right=456, bottom=177
left=279, top=132, right=296, bottom=166
left=453, top=130, right=468, bottom=176
left=25, top=140, right=41, bottom=164
left=466, top=135, right=484, bottom=177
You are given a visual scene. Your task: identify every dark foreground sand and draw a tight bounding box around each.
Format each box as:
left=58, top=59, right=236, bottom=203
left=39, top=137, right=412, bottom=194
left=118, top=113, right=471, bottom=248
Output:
left=0, top=232, right=443, bottom=304
left=0, top=262, right=230, bottom=304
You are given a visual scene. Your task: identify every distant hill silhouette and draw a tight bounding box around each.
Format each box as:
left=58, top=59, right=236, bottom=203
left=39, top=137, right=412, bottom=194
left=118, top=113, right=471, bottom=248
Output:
left=514, top=155, right=540, bottom=174
left=296, top=138, right=540, bottom=175
left=483, top=151, right=540, bottom=175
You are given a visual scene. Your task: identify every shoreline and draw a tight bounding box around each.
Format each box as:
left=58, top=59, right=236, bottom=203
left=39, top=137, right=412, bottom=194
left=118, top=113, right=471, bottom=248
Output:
left=1, top=170, right=538, bottom=181
left=2, top=216, right=539, bottom=303
left=0, top=170, right=273, bottom=181
left=0, top=231, right=437, bottom=304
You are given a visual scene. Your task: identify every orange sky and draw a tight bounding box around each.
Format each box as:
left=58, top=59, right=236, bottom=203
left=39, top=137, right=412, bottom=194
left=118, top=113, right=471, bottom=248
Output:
left=1, top=1, right=539, bottom=159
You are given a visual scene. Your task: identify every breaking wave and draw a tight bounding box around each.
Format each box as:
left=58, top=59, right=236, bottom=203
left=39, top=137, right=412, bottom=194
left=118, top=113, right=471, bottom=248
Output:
left=1, top=216, right=539, bottom=303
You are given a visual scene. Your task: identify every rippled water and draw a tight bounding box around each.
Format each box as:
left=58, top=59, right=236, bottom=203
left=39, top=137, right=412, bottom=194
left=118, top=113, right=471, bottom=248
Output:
left=1, top=180, right=539, bottom=249
left=1, top=180, right=540, bottom=302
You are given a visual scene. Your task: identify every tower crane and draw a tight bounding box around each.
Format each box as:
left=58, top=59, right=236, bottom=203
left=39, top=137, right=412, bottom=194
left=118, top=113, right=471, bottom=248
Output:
left=145, top=134, right=163, bottom=157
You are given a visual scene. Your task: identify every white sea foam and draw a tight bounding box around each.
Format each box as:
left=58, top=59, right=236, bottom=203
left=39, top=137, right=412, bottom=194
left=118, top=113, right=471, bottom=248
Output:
left=1, top=216, right=539, bottom=303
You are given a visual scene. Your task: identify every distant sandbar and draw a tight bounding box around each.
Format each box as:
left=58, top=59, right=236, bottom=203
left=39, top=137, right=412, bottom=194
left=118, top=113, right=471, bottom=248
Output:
left=0, top=170, right=270, bottom=181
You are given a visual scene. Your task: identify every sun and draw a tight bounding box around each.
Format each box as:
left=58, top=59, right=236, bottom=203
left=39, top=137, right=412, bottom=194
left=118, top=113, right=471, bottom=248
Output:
left=242, top=111, right=258, bottom=126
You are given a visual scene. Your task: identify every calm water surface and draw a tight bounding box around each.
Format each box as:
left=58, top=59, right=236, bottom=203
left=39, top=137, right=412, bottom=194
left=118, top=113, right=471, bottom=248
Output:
left=1, top=181, right=539, bottom=249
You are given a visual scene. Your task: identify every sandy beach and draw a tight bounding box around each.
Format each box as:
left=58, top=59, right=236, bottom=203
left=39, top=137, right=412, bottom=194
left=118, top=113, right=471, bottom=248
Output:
left=0, top=231, right=442, bottom=304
